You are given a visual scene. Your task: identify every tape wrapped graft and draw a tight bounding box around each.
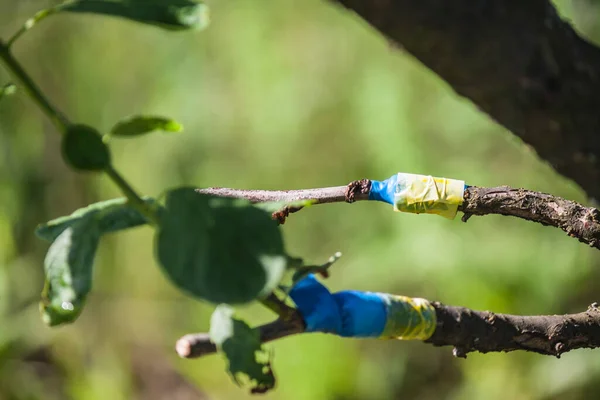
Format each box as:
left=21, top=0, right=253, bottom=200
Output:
left=370, top=172, right=466, bottom=219
left=289, top=275, right=437, bottom=341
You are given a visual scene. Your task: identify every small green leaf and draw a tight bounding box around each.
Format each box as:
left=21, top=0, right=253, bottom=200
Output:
left=62, top=124, right=111, bottom=171
left=36, top=197, right=155, bottom=242
left=0, top=83, right=16, bottom=100
left=63, top=0, right=210, bottom=31
left=40, top=215, right=101, bottom=326
left=109, top=115, right=183, bottom=138
left=209, top=305, right=276, bottom=394
left=155, top=188, right=287, bottom=304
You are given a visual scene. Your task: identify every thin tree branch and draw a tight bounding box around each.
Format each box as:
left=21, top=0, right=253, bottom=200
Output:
left=331, top=0, right=600, bottom=200
left=176, top=313, right=306, bottom=359
left=197, top=180, right=600, bottom=250
left=176, top=302, right=600, bottom=359
left=195, top=182, right=370, bottom=205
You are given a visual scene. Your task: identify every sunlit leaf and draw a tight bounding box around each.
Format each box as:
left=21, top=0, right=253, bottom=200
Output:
left=62, top=124, right=111, bottom=171
left=109, top=115, right=183, bottom=138
left=63, top=0, right=210, bottom=31
left=155, top=188, right=288, bottom=304
left=40, top=215, right=101, bottom=326
left=36, top=197, right=156, bottom=242
left=209, top=305, right=276, bottom=394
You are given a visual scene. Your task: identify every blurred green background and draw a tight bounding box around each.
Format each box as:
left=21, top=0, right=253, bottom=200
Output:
left=1, top=1, right=600, bottom=399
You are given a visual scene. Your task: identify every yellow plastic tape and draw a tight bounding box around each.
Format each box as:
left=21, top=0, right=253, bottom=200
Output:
left=393, top=173, right=465, bottom=219
left=379, top=295, right=437, bottom=340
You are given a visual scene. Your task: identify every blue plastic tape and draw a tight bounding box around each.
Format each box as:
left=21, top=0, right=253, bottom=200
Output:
left=369, top=174, right=397, bottom=205
left=369, top=173, right=469, bottom=205
left=289, top=275, right=387, bottom=338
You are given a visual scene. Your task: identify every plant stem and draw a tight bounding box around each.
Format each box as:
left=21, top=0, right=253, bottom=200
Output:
left=0, top=40, right=69, bottom=133
left=6, top=1, right=76, bottom=49
left=104, top=166, right=158, bottom=225
left=260, top=293, right=297, bottom=321
left=0, top=38, right=157, bottom=227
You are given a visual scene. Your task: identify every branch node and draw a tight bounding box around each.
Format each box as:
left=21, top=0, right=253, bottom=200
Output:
left=271, top=205, right=304, bottom=225
left=345, top=179, right=371, bottom=203
left=554, top=341, right=565, bottom=358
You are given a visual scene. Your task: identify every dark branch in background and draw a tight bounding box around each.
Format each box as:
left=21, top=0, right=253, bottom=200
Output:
left=177, top=302, right=600, bottom=359
left=331, top=0, right=600, bottom=200
left=197, top=180, right=600, bottom=250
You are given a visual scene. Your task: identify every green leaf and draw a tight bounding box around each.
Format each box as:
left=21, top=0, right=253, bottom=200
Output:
left=109, top=115, right=183, bottom=138
left=62, top=0, right=210, bottom=31
left=40, top=215, right=101, bottom=326
left=209, top=305, right=276, bottom=394
left=62, top=124, right=111, bottom=171
left=155, top=188, right=288, bottom=304
left=36, top=197, right=156, bottom=242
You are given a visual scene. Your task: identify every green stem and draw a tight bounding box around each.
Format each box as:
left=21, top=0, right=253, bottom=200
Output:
left=6, top=1, right=76, bottom=49
left=0, top=40, right=69, bottom=133
left=104, top=166, right=158, bottom=225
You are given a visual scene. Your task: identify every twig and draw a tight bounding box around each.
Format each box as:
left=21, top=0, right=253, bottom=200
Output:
left=259, top=293, right=298, bottom=320
left=196, top=180, right=600, bottom=250
left=176, top=302, right=600, bottom=359
left=0, top=40, right=70, bottom=132
left=176, top=313, right=305, bottom=359
left=195, top=184, right=370, bottom=204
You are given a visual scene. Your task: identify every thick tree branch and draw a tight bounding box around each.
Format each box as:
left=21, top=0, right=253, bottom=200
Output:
left=331, top=0, right=600, bottom=200
left=176, top=302, right=600, bottom=359
left=462, top=186, right=600, bottom=249
left=197, top=180, right=600, bottom=250
left=427, top=302, right=600, bottom=358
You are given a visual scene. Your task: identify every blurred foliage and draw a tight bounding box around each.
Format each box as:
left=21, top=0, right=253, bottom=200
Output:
left=1, top=0, right=600, bottom=399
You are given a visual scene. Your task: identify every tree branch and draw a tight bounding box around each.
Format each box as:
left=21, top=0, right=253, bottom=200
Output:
left=195, top=181, right=370, bottom=205
left=176, top=313, right=306, bottom=359
left=462, top=186, right=600, bottom=249
left=331, top=0, right=600, bottom=200
left=176, top=302, right=600, bottom=359
left=426, top=302, right=600, bottom=358
left=197, top=180, right=600, bottom=250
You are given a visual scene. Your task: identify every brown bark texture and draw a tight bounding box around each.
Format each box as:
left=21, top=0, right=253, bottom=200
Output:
left=333, top=0, right=600, bottom=200
left=427, top=303, right=600, bottom=357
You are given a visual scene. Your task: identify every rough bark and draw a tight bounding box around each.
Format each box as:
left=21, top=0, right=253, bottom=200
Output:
left=177, top=303, right=600, bottom=359
left=332, top=0, right=600, bottom=200
left=426, top=302, right=600, bottom=357
left=461, top=186, right=600, bottom=249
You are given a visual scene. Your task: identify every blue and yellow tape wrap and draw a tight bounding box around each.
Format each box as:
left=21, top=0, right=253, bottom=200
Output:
left=289, top=275, right=437, bottom=340
left=369, top=172, right=466, bottom=219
